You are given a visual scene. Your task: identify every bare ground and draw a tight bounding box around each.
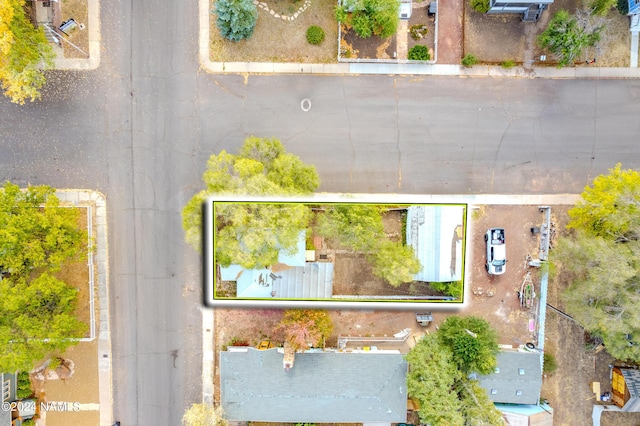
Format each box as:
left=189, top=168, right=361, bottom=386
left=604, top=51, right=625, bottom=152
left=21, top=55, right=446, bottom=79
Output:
left=59, top=0, right=90, bottom=59
left=464, top=0, right=631, bottom=67
left=214, top=204, right=639, bottom=425
left=210, top=0, right=338, bottom=63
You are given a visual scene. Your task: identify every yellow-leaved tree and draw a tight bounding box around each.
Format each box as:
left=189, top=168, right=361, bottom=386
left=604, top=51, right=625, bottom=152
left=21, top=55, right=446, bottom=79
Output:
left=0, top=0, right=54, bottom=104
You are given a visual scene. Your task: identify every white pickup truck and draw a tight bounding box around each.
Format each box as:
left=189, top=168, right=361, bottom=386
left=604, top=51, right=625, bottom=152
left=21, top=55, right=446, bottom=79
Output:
left=484, top=228, right=506, bottom=275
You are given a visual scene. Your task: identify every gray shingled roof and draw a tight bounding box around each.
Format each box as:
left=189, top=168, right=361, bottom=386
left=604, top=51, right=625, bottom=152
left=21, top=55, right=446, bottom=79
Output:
left=478, top=351, right=542, bottom=405
left=221, top=348, right=408, bottom=422
left=621, top=369, right=640, bottom=412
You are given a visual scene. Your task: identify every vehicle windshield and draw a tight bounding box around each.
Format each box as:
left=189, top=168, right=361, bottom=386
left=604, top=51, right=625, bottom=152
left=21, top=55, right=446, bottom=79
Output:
left=493, top=259, right=506, bottom=266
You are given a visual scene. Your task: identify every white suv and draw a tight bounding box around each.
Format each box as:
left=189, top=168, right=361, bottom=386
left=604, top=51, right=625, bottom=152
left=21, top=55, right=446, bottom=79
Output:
left=485, top=228, right=506, bottom=275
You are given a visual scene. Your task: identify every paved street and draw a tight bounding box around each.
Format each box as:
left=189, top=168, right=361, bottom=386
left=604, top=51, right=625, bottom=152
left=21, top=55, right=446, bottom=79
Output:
left=2, top=1, right=640, bottom=425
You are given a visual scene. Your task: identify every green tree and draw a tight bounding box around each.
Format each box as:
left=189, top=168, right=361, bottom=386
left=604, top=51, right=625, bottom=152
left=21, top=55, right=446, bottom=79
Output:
left=335, top=0, right=399, bottom=39
left=0, top=182, right=85, bottom=276
left=405, top=334, right=465, bottom=425
left=181, top=136, right=320, bottom=257
left=276, top=309, right=333, bottom=351
left=589, top=0, right=616, bottom=15
left=318, top=205, right=421, bottom=285
left=215, top=202, right=311, bottom=269
left=537, top=9, right=602, bottom=67
left=182, top=403, right=228, bottom=426
left=552, top=164, right=640, bottom=361
left=458, top=379, right=505, bottom=426
left=554, top=232, right=640, bottom=360
left=372, top=240, right=421, bottom=286
left=0, top=0, right=54, bottom=104
left=437, top=316, right=499, bottom=374
left=214, top=0, right=258, bottom=41
left=317, top=204, right=386, bottom=252
left=0, top=273, right=88, bottom=372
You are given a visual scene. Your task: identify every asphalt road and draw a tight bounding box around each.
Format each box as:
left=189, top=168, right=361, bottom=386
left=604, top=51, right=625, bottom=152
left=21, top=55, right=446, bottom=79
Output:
left=1, top=1, right=640, bottom=424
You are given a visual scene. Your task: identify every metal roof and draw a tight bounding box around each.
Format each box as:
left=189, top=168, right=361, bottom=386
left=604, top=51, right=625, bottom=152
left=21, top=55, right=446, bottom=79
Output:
left=406, top=205, right=465, bottom=283
left=220, top=348, right=408, bottom=422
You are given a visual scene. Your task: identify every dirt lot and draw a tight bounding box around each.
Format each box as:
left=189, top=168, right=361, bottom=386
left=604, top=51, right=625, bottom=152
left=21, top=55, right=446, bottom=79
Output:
left=214, top=204, right=640, bottom=424
left=210, top=0, right=338, bottom=63
left=463, top=0, right=632, bottom=67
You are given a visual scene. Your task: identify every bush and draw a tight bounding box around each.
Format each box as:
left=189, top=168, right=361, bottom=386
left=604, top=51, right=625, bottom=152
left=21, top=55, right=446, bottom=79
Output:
left=543, top=352, right=558, bottom=374
left=408, top=45, right=431, bottom=61
left=215, top=0, right=258, bottom=41
left=471, top=0, right=490, bottom=13
left=462, top=54, right=478, bottom=67
left=501, top=60, right=515, bottom=68
left=616, top=0, right=628, bottom=14
left=306, top=26, right=325, bottom=45
left=16, top=372, right=33, bottom=399
left=335, top=0, right=399, bottom=39
left=410, top=24, right=428, bottom=40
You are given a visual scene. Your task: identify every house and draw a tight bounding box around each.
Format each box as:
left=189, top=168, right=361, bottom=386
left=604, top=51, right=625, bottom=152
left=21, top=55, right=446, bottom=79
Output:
left=220, top=347, right=408, bottom=422
left=495, top=402, right=553, bottom=426
left=611, top=367, right=640, bottom=412
left=630, top=0, right=640, bottom=31
left=478, top=350, right=552, bottom=425
left=1, top=372, right=15, bottom=426
left=405, top=205, right=465, bottom=283
left=487, top=0, right=553, bottom=21
left=478, top=350, right=542, bottom=405
left=219, top=230, right=335, bottom=299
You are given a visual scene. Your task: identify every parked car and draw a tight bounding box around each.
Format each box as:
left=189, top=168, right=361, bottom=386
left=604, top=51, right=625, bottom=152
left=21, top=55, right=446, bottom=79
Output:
left=484, top=228, right=506, bottom=275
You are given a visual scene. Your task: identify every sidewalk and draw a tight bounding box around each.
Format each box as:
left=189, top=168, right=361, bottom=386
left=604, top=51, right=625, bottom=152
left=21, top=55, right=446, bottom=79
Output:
left=55, top=191, right=113, bottom=426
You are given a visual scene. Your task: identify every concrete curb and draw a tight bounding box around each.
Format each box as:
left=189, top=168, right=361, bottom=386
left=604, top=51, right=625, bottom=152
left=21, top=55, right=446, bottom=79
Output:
left=55, top=190, right=112, bottom=426
left=202, top=308, right=214, bottom=405
left=198, top=0, right=640, bottom=78
left=52, top=0, right=100, bottom=70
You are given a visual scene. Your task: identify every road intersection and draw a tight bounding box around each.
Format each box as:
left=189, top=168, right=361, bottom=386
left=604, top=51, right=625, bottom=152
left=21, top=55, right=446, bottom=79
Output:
left=2, top=1, right=640, bottom=425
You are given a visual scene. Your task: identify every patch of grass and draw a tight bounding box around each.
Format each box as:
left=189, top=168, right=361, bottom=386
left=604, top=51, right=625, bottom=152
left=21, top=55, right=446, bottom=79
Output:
left=501, top=59, right=515, bottom=68
left=543, top=352, right=558, bottom=374
left=210, top=0, right=338, bottom=63
left=462, top=53, right=478, bottom=67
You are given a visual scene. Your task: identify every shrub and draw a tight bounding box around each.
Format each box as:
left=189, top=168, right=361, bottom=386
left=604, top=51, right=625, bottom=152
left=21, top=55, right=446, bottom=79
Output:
left=543, top=352, right=558, bottom=374
left=16, top=371, right=33, bottom=399
left=590, top=0, right=617, bottom=15
left=215, top=0, right=258, bottom=41
left=462, top=54, right=478, bottom=67
left=408, top=45, right=431, bottom=61
left=501, top=59, right=515, bottom=68
left=410, top=24, right=428, bottom=40
left=616, top=0, right=628, bottom=14
left=471, top=0, right=490, bottom=13
left=306, top=26, right=325, bottom=45
left=335, top=0, right=399, bottom=39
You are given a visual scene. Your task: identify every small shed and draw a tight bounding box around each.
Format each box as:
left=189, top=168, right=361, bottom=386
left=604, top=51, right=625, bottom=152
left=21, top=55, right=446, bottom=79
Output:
left=612, top=367, right=640, bottom=411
